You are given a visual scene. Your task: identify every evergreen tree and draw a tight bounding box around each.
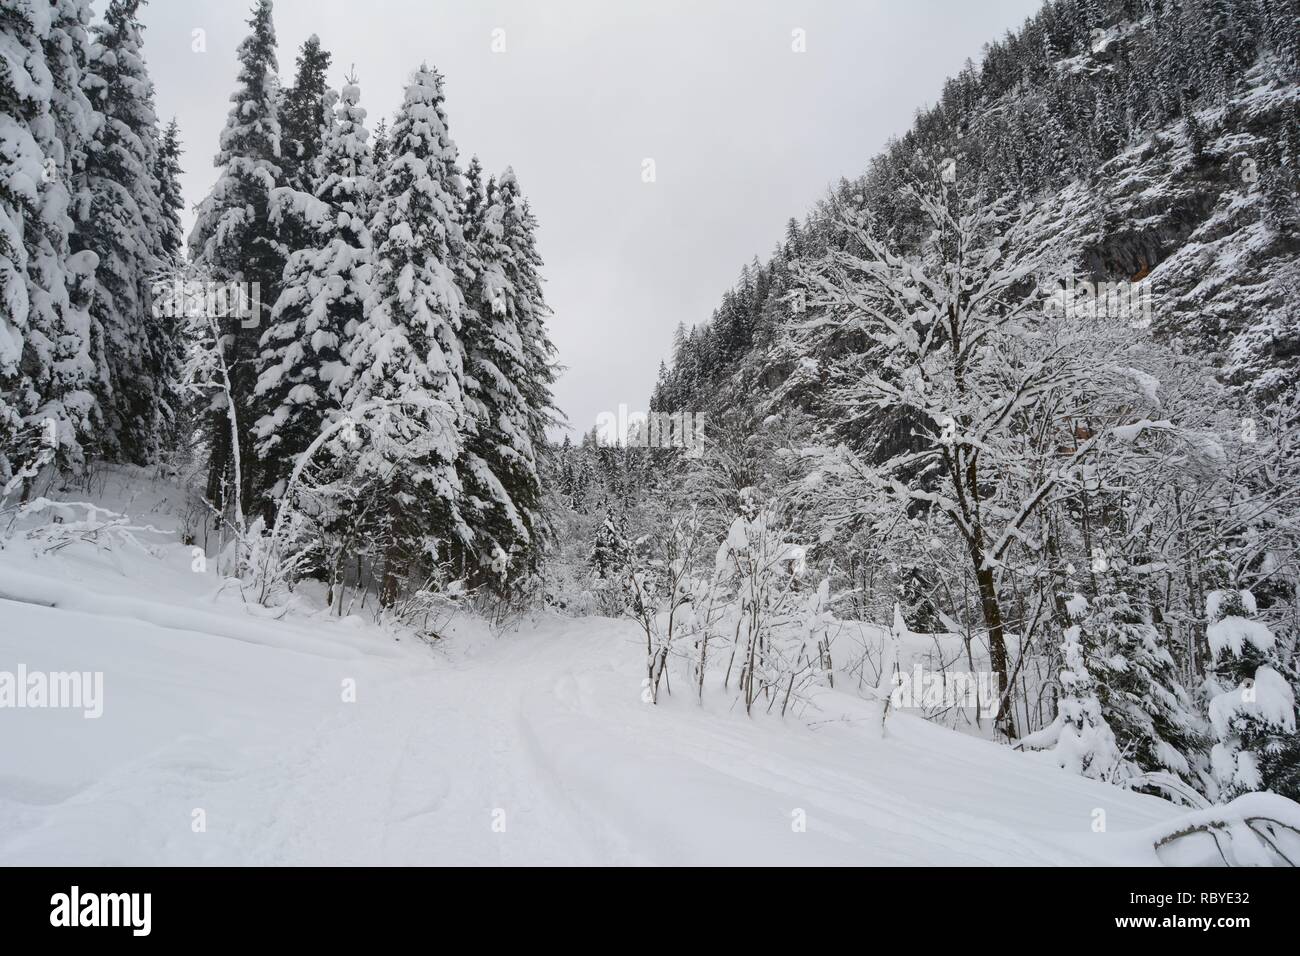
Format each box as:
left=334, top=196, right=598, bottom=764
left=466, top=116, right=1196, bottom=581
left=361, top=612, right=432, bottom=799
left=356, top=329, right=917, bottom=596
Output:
left=1088, top=589, right=1204, bottom=784
left=254, top=74, right=374, bottom=502
left=1090, top=83, right=1123, bottom=160
left=340, top=63, right=468, bottom=605
left=1184, top=109, right=1208, bottom=165
left=1206, top=589, right=1300, bottom=799
left=189, top=0, right=283, bottom=512
left=1263, top=164, right=1300, bottom=238
left=1021, top=601, right=1126, bottom=782
left=153, top=118, right=185, bottom=263
left=497, top=170, right=557, bottom=463
left=40, top=0, right=98, bottom=464
left=150, top=121, right=186, bottom=457
left=1204, top=0, right=1247, bottom=100
left=1154, top=1, right=1185, bottom=119
left=370, top=116, right=389, bottom=168
left=277, top=33, right=331, bottom=192
left=1262, top=0, right=1299, bottom=79
left=0, top=0, right=38, bottom=478
left=1, top=0, right=101, bottom=483
left=590, top=505, right=629, bottom=579
left=1074, top=0, right=1103, bottom=39
left=1041, top=15, right=1059, bottom=64
left=76, top=0, right=169, bottom=463
left=1, top=0, right=58, bottom=483
left=1042, top=98, right=1072, bottom=181
left=455, top=162, right=548, bottom=579
left=555, top=433, right=576, bottom=505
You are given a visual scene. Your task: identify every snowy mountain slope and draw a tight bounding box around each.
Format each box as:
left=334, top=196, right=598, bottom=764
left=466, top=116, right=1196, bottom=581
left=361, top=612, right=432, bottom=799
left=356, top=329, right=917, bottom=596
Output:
left=654, top=7, right=1300, bottom=424
left=0, top=471, right=1191, bottom=866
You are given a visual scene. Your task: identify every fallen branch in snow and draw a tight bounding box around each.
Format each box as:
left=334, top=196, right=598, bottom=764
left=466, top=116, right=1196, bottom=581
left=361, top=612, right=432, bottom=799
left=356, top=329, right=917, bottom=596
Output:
left=1125, top=771, right=1211, bottom=810
left=3, top=499, right=168, bottom=571
left=0, top=591, right=57, bottom=608
left=1150, top=792, right=1300, bottom=866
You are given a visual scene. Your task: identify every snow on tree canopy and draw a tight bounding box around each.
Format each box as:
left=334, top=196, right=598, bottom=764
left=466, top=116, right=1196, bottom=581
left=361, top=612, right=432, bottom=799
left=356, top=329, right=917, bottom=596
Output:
left=1207, top=589, right=1276, bottom=658
left=340, top=61, right=470, bottom=561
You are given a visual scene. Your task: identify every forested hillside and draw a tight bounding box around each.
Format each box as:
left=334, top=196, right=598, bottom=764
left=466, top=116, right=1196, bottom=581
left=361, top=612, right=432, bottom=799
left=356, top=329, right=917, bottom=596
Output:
left=653, top=0, right=1298, bottom=414
left=552, top=0, right=1300, bottom=806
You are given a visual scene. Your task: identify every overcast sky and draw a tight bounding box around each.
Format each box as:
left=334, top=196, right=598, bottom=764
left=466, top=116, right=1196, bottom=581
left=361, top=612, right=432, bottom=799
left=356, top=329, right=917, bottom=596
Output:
left=136, top=0, right=1044, bottom=438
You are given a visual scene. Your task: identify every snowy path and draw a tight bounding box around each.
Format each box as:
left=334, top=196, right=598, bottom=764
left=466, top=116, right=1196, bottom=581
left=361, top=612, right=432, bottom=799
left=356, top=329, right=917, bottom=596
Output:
left=0, top=491, right=1184, bottom=864
left=0, top=591, right=1182, bottom=864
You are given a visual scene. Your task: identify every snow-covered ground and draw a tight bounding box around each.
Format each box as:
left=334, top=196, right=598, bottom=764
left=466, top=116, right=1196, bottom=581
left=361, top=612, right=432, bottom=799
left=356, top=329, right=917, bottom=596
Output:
left=0, top=469, right=1190, bottom=865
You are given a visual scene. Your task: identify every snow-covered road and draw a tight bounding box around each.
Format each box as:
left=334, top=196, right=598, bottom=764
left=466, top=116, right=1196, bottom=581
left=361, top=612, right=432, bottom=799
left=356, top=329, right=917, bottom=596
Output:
left=0, top=538, right=1184, bottom=865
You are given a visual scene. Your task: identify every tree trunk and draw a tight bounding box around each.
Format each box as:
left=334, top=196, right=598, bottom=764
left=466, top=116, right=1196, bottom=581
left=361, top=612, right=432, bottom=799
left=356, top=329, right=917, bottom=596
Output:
left=974, top=560, right=1016, bottom=740
left=380, top=490, right=403, bottom=609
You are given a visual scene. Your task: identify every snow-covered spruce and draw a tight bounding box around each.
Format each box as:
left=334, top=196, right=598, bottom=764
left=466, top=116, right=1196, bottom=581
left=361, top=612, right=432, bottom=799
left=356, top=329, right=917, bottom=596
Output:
left=254, top=73, right=374, bottom=503
left=339, top=63, right=469, bottom=606
left=77, top=0, right=172, bottom=464
left=456, top=159, right=543, bottom=580
left=1017, top=599, right=1125, bottom=783
left=188, top=0, right=284, bottom=512
left=1, top=0, right=101, bottom=485
left=1205, top=589, right=1299, bottom=800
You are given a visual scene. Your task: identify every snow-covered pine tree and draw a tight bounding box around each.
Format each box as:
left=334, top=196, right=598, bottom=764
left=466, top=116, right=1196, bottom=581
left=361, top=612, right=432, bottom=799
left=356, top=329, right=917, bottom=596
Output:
left=497, top=169, right=557, bottom=493
left=41, top=0, right=101, bottom=464
left=370, top=116, right=389, bottom=169
left=1262, top=0, right=1299, bottom=79
left=1090, top=82, right=1123, bottom=160
left=1055, top=616, right=1125, bottom=781
left=1018, top=597, right=1126, bottom=782
left=340, top=63, right=468, bottom=606
left=1, top=0, right=101, bottom=487
left=1204, top=0, right=1249, bottom=101
left=1184, top=108, right=1207, bottom=165
left=250, top=34, right=337, bottom=509
left=589, top=504, right=628, bottom=580
left=254, top=73, right=374, bottom=504
left=455, top=160, right=541, bottom=581
left=153, top=117, right=184, bottom=263
left=0, top=0, right=53, bottom=485
left=1086, top=588, right=1204, bottom=786
left=75, top=0, right=171, bottom=463
left=149, top=115, right=187, bottom=457
left=188, top=0, right=283, bottom=512
left=1206, top=588, right=1300, bottom=800
left=1154, top=1, right=1185, bottom=119
left=276, top=33, right=331, bottom=192
left=1262, top=163, right=1300, bottom=238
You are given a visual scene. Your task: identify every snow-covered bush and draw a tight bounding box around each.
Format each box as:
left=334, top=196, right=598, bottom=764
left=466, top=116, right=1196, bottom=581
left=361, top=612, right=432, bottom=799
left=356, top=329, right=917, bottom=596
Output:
left=622, top=507, right=713, bottom=704
left=1205, top=589, right=1299, bottom=800
left=1087, top=589, right=1204, bottom=787
left=381, top=571, right=471, bottom=642
left=600, top=490, right=838, bottom=715
left=713, top=494, right=833, bottom=715
left=1016, top=597, right=1127, bottom=783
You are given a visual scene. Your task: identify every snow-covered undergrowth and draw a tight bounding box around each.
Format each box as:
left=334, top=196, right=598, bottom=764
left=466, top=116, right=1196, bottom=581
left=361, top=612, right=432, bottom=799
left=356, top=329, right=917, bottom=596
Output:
left=0, top=466, right=1292, bottom=866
